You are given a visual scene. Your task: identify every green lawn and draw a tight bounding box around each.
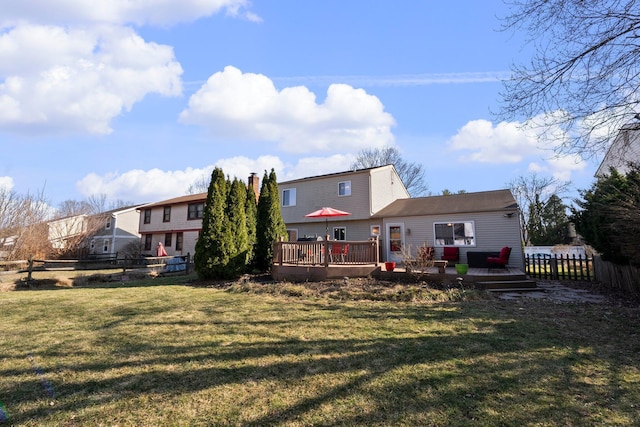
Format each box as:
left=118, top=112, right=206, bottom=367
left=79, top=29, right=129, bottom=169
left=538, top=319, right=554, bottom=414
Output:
left=1, top=279, right=639, bottom=426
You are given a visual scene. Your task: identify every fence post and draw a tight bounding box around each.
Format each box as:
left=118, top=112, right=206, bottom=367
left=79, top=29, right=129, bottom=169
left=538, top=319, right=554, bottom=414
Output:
left=550, top=256, right=559, bottom=280
left=27, top=256, right=34, bottom=284
left=186, top=253, right=190, bottom=274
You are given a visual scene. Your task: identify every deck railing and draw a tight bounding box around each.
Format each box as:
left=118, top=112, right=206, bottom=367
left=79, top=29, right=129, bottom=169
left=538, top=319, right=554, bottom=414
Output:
left=273, top=239, right=379, bottom=266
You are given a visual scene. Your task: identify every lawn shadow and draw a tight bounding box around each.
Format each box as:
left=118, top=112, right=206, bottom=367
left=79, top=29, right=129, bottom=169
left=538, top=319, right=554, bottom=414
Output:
left=3, top=295, right=639, bottom=425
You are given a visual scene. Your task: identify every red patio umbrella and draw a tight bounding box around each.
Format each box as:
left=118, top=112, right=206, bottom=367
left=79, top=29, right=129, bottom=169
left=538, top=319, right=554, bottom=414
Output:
left=305, top=207, right=351, bottom=236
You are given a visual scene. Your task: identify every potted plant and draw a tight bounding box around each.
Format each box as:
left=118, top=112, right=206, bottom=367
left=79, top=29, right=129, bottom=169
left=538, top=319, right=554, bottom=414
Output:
left=384, top=261, right=396, bottom=272
left=455, top=263, right=469, bottom=275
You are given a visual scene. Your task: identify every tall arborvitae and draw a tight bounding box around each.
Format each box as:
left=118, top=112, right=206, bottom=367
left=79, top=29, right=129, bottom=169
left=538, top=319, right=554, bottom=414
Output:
left=268, top=168, right=287, bottom=240
left=255, top=169, right=287, bottom=271
left=226, top=177, right=249, bottom=276
left=254, top=170, right=272, bottom=271
left=244, top=183, right=258, bottom=269
left=194, top=167, right=231, bottom=279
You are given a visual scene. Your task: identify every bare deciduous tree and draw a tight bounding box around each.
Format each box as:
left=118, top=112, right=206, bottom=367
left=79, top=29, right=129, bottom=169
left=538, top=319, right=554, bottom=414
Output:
left=507, top=173, right=570, bottom=245
left=187, top=174, right=211, bottom=195
left=351, top=146, right=429, bottom=196
left=500, top=0, right=640, bottom=157
left=0, top=187, right=53, bottom=260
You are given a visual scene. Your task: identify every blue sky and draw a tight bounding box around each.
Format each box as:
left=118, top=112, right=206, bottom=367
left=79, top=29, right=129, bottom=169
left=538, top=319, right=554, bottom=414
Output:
left=0, top=0, right=601, bottom=207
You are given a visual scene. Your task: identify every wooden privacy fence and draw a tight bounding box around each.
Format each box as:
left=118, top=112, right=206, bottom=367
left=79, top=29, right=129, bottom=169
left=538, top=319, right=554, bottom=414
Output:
left=525, top=254, right=593, bottom=281
left=273, top=239, right=379, bottom=266
left=592, top=256, right=640, bottom=295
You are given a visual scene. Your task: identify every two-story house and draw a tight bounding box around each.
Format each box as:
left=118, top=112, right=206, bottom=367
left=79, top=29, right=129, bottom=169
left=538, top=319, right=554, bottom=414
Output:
left=279, top=165, right=410, bottom=242
left=89, top=206, right=143, bottom=256
left=137, top=173, right=261, bottom=257
left=137, top=165, right=523, bottom=271
left=137, top=193, right=207, bottom=257
left=48, top=205, right=142, bottom=257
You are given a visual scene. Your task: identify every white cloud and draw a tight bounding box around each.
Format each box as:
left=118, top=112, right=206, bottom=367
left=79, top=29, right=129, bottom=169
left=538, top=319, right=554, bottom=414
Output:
left=0, top=176, right=14, bottom=191
left=529, top=154, right=586, bottom=182
left=0, top=24, right=182, bottom=133
left=448, top=118, right=587, bottom=183
left=75, top=156, right=285, bottom=202
left=75, top=154, right=355, bottom=203
left=179, top=66, right=395, bottom=154
left=0, top=0, right=258, bottom=28
left=448, top=119, right=540, bottom=163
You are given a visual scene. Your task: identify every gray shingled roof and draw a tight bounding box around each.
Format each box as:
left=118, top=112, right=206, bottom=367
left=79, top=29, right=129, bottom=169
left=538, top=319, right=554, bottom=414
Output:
left=371, top=189, right=517, bottom=218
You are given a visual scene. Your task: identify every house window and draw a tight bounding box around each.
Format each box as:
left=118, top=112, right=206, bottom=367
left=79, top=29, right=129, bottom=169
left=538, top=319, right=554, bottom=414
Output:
left=286, top=229, right=298, bottom=242
left=163, top=206, right=171, bottom=222
left=90, top=239, right=96, bottom=253
left=144, top=234, right=152, bottom=251
left=370, top=225, right=380, bottom=237
left=333, top=227, right=346, bottom=241
left=434, top=221, right=476, bottom=246
left=282, top=188, right=296, bottom=207
left=165, top=233, right=172, bottom=247
left=188, top=202, right=204, bottom=220
left=143, top=209, right=151, bottom=224
left=176, top=232, right=183, bottom=251
left=105, top=217, right=112, bottom=230
left=338, top=181, right=351, bottom=197
left=102, top=239, right=110, bottom=253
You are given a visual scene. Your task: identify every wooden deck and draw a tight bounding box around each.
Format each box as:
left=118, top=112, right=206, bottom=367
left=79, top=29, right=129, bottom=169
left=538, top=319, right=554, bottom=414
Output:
left=272, top=240, right=534, bottom=289
left=272, top=262, right=531, bottom=285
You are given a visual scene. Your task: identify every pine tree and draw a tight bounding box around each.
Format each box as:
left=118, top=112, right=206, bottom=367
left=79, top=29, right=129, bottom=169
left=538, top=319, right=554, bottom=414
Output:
left=226, top=177, right=249, bottom=276
left=572, top=168, right=633, bottom=265
left=244, top=183, right=258, bottom=269
left=268, top=168, right=287, bottom=240
left=194, top=167, right=231, bottom=279
left=539, top=194, right=570, bottom=245
left=255, top=169, right=287, bottom=271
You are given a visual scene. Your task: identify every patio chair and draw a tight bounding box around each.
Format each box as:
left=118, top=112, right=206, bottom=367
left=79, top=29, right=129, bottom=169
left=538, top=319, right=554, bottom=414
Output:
left=487, top=246, right=511, bottom=269
left=441, top=246, right=459, bottom=263
left=329, top=243, right=349, bottom=262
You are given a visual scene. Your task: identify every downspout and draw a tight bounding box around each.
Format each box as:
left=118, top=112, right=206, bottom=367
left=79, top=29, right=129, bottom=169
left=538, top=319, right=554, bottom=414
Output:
left=111, top=213, right=117, bottom=255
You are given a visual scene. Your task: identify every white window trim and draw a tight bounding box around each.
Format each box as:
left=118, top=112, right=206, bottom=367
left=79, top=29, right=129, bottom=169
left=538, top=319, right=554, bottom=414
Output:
left=370, top=225, right=380, bottom=237
left=282, top=188, right=297, bottom=207
left=433, top=220, right=476, bottom=247
left=333, top=226, right=346, bottom=241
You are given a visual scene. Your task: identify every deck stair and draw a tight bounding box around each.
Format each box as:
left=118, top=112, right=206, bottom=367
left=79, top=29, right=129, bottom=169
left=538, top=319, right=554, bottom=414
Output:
left=471, top=270, right=538, bottom=292
left=474, top=279, right=538, bottom=292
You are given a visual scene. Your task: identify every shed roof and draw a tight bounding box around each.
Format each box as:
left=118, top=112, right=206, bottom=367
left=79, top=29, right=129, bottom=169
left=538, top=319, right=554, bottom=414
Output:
left=371, top=189, right=517, bottom=218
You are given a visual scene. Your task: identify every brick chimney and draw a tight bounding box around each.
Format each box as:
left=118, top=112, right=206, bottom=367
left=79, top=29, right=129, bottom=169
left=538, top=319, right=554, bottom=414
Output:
left=248, top=172, right=260, bottom=201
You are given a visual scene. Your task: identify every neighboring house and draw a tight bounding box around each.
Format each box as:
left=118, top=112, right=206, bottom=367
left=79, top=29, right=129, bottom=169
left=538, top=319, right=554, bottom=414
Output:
left=137, top=193, right=207, bottom=257
left=596, top=123, right=640, bottom=177
left=371, top=189, right=524, bottom=270
left=48, top=206, right=142, bottom=257
left=88, top=206, right=143, bottom=256
left=48, top=214, right=88, bottom=250
left=279, top=165, right=411, bottom=242
left=136, top=173, right=261, bottom=257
